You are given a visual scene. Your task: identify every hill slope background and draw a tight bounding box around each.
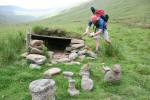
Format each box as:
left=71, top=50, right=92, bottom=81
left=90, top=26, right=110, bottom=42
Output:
left=40, top=0, right=150, bottom=27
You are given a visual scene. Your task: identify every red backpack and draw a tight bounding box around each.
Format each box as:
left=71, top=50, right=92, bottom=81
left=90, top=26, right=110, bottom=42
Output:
left=95, top=10, right=105, bottom=17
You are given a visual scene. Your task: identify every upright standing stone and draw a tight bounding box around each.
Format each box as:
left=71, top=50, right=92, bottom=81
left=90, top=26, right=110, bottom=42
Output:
left=103, top=66, right=115, bottom=82
left=81, top=71, right=93, bottom=91
left=113, top=64, right=121, bottom=81
left=68, top=79, right=80, bottom=96
left=80, top=63, right=91, bottom=76
left=81, top=77, right=94, bottom=91
left=29, top=79, right=55, bottom=100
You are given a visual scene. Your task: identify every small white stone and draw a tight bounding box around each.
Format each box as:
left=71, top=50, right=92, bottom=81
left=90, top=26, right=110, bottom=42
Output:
left=69, top=52, right=78, bottom=61
left=71, top=39, right=84, bottom=44
left=44, top=68, right=61, bottom=77
left=63, top=71, right=74, bottom=76
left=29, top=64, right=41, bottom=69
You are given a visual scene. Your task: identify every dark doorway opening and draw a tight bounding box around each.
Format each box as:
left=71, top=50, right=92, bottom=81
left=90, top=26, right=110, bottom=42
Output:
left=31, top=34, right=71, bottom=51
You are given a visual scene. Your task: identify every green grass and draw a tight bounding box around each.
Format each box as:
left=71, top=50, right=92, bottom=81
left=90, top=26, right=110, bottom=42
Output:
left=0, top=22, right=149, bottom=100
left=0, top=0, right=150, bottom=99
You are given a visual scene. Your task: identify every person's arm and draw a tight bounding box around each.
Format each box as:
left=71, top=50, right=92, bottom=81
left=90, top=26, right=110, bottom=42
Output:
left=95, top=29, right=102, bottom=35
left=84, top=21, right=92, bottom=35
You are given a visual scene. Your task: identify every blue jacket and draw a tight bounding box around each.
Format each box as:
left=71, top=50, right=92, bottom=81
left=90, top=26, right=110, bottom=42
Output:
left=88, top=17, right=107, bottom=31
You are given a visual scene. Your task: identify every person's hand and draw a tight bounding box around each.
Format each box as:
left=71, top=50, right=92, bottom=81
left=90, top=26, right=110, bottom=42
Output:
left=89, top=32, right=95, bottom=37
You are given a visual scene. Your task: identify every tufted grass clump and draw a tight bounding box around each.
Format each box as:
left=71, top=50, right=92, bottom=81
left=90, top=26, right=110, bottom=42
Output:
left=100, top=41, right=124, bottom=59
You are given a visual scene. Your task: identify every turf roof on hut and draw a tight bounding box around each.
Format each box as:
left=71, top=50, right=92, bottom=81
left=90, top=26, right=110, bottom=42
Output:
left=32, top=26, right=82, bottom=39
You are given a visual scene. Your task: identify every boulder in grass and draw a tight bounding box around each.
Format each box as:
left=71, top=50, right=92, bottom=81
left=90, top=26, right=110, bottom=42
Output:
left=44, top=68, right=61, bottom=78
left=71, top=39, right=84, bottom=44
left=26, top=54, right=46, bottom=65
left=81, top=78, right=94, bottom=91
left=71, top=43, right=84, bottom=49
left=103, top=66, right=114, bottom=82
left=30, top=40, right=43, bottom=47
left=113, top=64, right=121, bottom=81
left=30, top=48, right=43, bottom=54
left=63, top=71, right=74, bottom=79
left=29, top=79, right=55, bottom=100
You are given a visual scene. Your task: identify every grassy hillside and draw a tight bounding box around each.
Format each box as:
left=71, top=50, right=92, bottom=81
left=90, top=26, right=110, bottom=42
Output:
left=0, top=23, right=150, bottom=100
left=40, top=0, right=150, bottom=27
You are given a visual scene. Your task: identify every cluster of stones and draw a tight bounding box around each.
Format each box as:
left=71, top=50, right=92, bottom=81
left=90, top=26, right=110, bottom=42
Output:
left=29, top=64, right=122, bottom=99
left=62, top=71, right=80, bottom=96
left=22, top=40, right=47, bottom=69
left=80, top=63, right=94, bottom=91
left=103, top=64, right=121, bottom=82
left=23, top=38, right=97, bottom=67
left=56, top=39, right=97, bottom=63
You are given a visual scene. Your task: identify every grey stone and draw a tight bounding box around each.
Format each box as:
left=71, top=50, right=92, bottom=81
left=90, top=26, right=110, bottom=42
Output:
left=30, top=40, right=43, bottom=47
left=78, top=49, right=87, bottom=55
left=65, top=47, right=72, bottom=52
left=103, top=65, right=122, bottom=82
left=71, top=50, right=78, bottom=53
left=86, top=50, right=97, bottom=58
left=44, top=68, right=61, bottom=78
left=65, top=61, right=81, bottom=65
left=113, top=64, right=121, bottom=81
left=33, top=44, right=44, bottom=50
left=80, top=63, right=91, bottom=76
left=68, top=79, right=80, bottom=96
left=71, top=39, right=84, bottom=44
left=71, top=43, right=84, bottom=49
left=29, top=64, right=41, bottom=69
left=51, top=60, right=58, bottom=64
left=69, top=52, right=78, bottom=61
left=30, top=47, right=43, bottom=54
left=57, top=58, right=70, bottom=63
left=103, top=66, right=115, bottom=82
left=29, top=79, right=55, bottom=100
left=63, top=71, right=74, bottom=79
left=81, top=78, right=94, bottom=91
left=26, top=54, right=46, bottom=65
